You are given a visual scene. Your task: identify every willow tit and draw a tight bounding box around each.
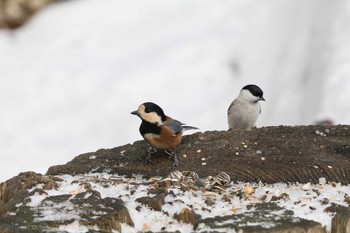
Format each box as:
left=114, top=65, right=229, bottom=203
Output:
left=227, top=84, right=265, bottom=129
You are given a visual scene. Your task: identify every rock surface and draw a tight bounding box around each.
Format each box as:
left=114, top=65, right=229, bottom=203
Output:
left=0, top=171, right=58, bottom=215
left=201, top=203, right=326, bottom=233
left=174, top=207, right=200, bottom=230
left=0, top=173, right=134, bottom=233
left=325, top=204, right=350, bottom=233
left=136, top=194, right=165, bottom=212
left=47, top=125, right=350, bottom=184
left=0, top=125, right=350, bottom=233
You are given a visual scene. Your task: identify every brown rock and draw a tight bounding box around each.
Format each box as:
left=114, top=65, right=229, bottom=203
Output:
left=325, top=204, right=350, bottom=233
left=321, top=198, right=330, bottom=205
left=46, top=125, right=350, bottom=185
left=1, top=125, right=349, bottom=232
left=158, top=179, right=172, bottom=188
left=205, top=197, right=215, bottom=206
left=222, top=194, right=231, bottom=202
left=70, top=190, right=134, bottom=232
left=147, top=187, right=168, bottom=196
left=201, top=203, right=326, bottom=233
left=0, top=0, right=52, bottom=29
left=270, top=193, right=290, bottom=202
left=174, top=207, right=200, bottom=229
left=94, top=205, right=134, bottom=233
left=136, top=194, right=165, bottom=211
left=0, top=171, right=58, bottom=216
left=344, top=195, right=350, bottom=205
left=332, top=213, right=350, bottom=233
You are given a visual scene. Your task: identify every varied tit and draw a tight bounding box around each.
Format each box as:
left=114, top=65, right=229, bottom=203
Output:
left=228, top=84, right=265, bottom=130
left=131, top=102, right=198, bottom=167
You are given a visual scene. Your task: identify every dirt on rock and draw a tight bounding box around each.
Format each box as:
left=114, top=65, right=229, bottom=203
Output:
left=46, top=125, right=350, bottom=184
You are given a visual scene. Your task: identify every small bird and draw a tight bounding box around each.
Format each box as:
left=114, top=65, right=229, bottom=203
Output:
left=227, top=84, right=265, bottom=130
left=131, top=102, right=197, bottom=167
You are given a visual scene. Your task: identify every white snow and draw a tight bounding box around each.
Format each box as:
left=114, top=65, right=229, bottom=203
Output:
left=58, top=220, right=94, bottom=233
left=23, top=173, right=350, bottom=233
left=0, top=0, right=350, bottom=187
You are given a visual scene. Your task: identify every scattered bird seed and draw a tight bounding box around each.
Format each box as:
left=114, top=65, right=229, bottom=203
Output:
left=309, top=206, right=316, bottom=211
left=120, top=150, right=126, bottom=156
left=321, top=198, right=330, bottom=205
left=302, top=182, right=311, bottom=191
left=319, top=177, right=326, bottom=185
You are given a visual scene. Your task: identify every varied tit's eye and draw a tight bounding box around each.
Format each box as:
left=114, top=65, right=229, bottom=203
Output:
left=144, top=108, right=150, bottom=113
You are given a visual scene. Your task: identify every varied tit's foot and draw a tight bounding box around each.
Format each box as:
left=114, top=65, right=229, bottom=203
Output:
left=164, top=150, right=173, bottom=156
left=172, top=151, right=178, bottom=167
left=145, top=147, right=157, bottom=164
left=164, top=149, right=178, bottom=167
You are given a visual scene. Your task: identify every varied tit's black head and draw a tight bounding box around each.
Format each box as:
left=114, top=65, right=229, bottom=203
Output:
left=131, top=102, right=167, bottom=125
left=242, top=84, right=265, bottom=101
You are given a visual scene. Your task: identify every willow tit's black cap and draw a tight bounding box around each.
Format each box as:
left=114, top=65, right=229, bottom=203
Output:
left=242, top=84, right=265, bottom=101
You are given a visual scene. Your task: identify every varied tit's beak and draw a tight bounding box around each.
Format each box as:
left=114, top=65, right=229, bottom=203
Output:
left=260, top=97, right=265, bottom=101
left=131, top=110, right=139, bottom=116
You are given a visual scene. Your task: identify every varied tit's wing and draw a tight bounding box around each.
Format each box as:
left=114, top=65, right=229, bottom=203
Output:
left=164, top=119, right=198, bottom=135
left=164, top=119, right=184, bottom=135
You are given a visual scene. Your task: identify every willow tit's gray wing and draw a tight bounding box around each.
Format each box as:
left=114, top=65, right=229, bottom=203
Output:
left=227, top=99, right=236, bottom=114
left=227, top=99, right=248, bottom=129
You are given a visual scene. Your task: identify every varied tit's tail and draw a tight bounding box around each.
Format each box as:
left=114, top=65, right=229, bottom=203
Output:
left=182, top=125, right=199, bottom=131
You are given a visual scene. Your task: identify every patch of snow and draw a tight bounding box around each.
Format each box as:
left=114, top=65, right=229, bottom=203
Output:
left=27, top=192, right=47, bottom=207
left=19, top=173, right=350, bottom=232
left=35, top=202, right=78, bottom=222
left=58, top=220, right=96, bottom=233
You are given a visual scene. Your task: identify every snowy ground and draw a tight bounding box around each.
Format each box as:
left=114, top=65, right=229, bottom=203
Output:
left=1, top=0, right=350, bottom=181
left=23, top=172, right=350, bottom=233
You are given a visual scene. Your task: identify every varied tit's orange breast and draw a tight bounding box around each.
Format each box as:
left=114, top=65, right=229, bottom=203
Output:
left=143, top=124, right=183, bottom=150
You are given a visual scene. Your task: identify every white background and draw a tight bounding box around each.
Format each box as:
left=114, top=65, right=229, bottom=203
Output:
left=0, top=0, right=349, bottom=182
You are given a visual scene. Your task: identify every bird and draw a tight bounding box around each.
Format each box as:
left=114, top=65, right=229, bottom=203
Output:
left=227, top=84, right=265, bottom=130
left=131, top=102, right=198, bottom=167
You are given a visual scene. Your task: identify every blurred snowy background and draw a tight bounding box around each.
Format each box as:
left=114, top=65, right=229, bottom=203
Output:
left=0, top=0, right=349, bottom=182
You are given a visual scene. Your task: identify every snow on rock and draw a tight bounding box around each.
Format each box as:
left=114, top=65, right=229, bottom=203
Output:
left=7, top=172, right=347, bottom=232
